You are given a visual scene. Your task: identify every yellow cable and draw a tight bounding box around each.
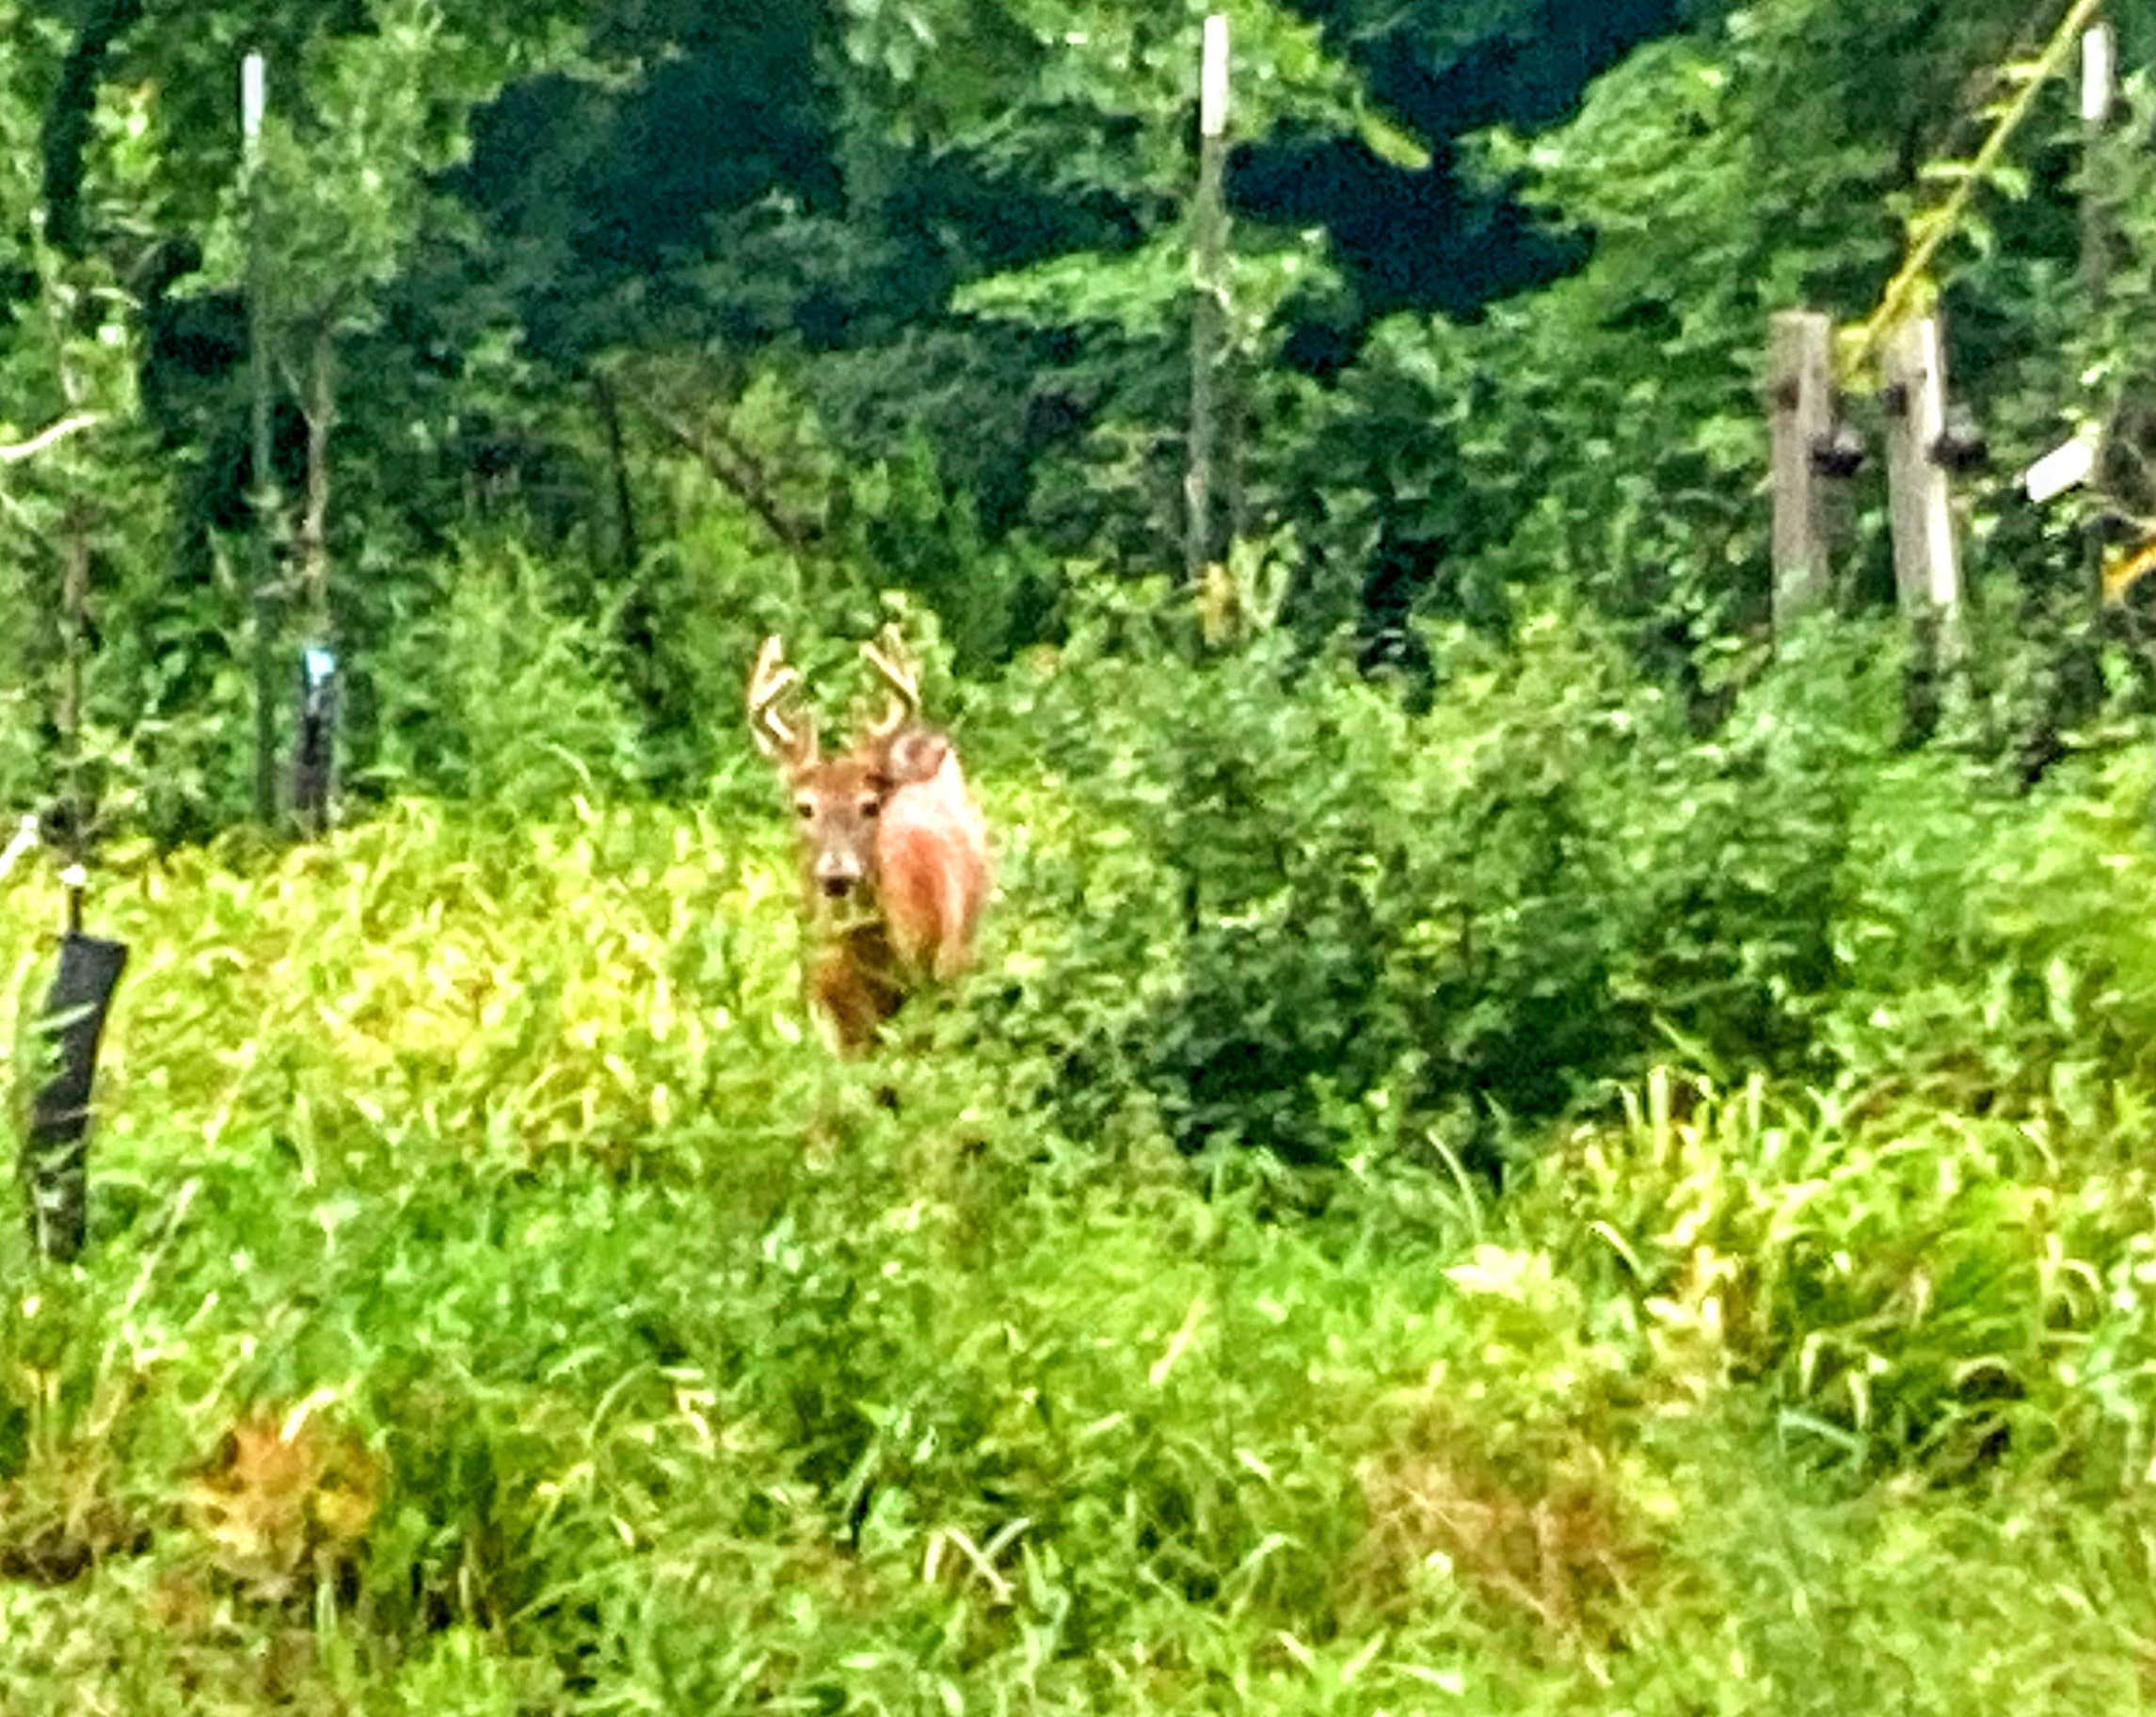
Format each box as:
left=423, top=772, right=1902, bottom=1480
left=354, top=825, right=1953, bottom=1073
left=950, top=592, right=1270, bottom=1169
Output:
left=2101, top=536, right=2156, bottom=604
left=1851, top=0, right=2106, bottom=366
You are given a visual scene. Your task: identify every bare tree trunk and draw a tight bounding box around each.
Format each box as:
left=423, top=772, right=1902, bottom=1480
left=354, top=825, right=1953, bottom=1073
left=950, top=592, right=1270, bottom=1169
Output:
left=593, top=369, right=670, bottom=732
left=1187, top=15, right=1237, bottom=648
left=59, top=501, right=89, bottom=926
left=2081, top=23, right=2116, bottom=629
left=592, top=371, right=640, bottom=574
left=1186, top=105, right=1228, bottom=611
left=297, top=322, right=336, bottom=638
left=247, top=137, right=278, bottom=825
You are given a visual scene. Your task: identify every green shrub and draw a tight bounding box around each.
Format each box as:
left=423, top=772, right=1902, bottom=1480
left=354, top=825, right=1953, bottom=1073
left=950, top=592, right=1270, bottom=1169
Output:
left=361, top=541, right=647, bottom=810
left=977, top=606, right=1931, bottom=1175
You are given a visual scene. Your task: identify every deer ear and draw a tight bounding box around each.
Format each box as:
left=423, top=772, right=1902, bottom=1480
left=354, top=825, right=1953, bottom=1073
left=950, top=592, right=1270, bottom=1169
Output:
left=882, top=728, right=949, bottom=785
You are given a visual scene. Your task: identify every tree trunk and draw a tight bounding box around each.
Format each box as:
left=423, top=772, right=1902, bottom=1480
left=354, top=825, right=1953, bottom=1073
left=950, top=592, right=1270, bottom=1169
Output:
left=298, top=323, right=336, bottom=638
left=592, top=371, right=640, bottom=574
left=38, top=0, right=148, bottom=257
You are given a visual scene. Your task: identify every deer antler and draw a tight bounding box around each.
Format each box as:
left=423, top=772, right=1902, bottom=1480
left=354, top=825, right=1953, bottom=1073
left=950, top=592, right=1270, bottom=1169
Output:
left=748, top=635, right=816, bottom=763
left=860, top=625, right=921, bottom=741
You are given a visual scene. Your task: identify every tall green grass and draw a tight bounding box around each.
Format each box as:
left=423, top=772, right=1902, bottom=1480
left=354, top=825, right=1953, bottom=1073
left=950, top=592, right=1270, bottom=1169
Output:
left=7, top=618, right=2156, bottom=1710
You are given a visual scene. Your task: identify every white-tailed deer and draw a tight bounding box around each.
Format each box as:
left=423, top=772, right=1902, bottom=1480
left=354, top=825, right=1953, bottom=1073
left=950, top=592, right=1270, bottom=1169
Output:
left=748, top=627, right=990, bottom=1054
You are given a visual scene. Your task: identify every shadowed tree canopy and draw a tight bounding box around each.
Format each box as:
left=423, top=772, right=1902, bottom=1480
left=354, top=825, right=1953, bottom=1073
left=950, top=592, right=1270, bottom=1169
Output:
left=16, top=0, right=1726, bottom=560
left=442, top=0, right=1716, bottom=372
left=1239, top=0, right=1709, bottom=362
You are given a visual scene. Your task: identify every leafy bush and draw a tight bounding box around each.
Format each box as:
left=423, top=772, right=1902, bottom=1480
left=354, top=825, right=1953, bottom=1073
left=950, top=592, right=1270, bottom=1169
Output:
left=976, top=604, right=1941, bottom=1175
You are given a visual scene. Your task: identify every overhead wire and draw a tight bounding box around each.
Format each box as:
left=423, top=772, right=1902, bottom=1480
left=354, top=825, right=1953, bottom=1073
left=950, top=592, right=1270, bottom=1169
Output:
left=1848, top=0, right=2106, bottom=372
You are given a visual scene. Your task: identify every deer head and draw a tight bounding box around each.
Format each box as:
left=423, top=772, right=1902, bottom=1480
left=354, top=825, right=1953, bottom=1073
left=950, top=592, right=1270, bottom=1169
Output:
left=750, top=629, right=950, bottom=903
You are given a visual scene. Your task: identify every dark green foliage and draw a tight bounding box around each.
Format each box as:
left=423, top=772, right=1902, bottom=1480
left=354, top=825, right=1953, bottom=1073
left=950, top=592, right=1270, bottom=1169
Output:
left=973, top=606, right=1933, bottom=1173
left=19, top=0, right=2156, bottom=798
left=36, top=0, right=147, bottom=259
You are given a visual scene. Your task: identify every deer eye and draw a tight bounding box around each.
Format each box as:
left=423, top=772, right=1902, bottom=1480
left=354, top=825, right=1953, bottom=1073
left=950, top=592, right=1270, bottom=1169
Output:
left=859, top=797, right=881, bottom=818
left=794, top=799, right=814, bottom=820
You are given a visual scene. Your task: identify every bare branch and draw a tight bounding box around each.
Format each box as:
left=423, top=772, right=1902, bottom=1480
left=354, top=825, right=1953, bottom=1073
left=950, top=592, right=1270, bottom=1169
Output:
left=621, top=390, right=823, bottom=557
left=0, top=412, right=102, bottom=466
left=0, top=813, right=35, bottom=882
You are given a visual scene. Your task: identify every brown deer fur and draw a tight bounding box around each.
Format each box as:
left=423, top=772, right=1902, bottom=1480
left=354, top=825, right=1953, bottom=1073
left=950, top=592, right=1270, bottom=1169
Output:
left=749, top=634, right=990, bottom=1054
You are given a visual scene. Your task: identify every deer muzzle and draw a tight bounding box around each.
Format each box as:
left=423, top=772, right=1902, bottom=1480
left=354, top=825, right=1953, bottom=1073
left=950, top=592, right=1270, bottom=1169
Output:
left=814, top=852, right=864, bottom=898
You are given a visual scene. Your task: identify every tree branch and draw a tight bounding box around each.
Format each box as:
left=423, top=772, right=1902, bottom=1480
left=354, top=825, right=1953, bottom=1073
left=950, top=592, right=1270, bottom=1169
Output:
left=0, top=413, right=103, bottom=465
left=623, top=391, right=823, bottom=557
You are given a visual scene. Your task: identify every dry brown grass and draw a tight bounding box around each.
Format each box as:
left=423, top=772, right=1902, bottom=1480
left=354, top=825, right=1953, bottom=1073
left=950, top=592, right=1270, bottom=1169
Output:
left=181, top=1404, right=381, bottom=1602
left=1348, top=1409, right=1658, bottom=1650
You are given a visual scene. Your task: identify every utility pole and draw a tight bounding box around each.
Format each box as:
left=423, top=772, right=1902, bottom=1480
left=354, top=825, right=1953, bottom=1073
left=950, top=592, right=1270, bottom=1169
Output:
left=243, top=51, right=279, bottom=825
left=1186, top=13, right=1231, bottom=637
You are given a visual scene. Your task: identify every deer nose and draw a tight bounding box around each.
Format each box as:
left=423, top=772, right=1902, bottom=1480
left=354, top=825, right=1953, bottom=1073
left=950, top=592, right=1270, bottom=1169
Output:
left=814, top=853, right=863, bottom=897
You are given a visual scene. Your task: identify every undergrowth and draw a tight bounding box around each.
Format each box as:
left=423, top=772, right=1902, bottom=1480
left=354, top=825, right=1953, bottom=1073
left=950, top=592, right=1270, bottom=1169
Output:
left=5, top=613, right=2156, bottom=1711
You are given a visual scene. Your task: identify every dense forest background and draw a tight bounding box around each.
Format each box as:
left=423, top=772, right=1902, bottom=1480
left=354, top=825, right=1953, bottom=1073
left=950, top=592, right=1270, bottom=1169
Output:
left=16, top=1, right=2156, bottom=1711
left=8, top=0, right=2155, bottom=829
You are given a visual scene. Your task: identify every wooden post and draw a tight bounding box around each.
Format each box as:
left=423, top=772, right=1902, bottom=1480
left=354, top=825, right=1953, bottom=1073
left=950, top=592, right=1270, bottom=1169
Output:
left=2082, top=20, right=2116, bottom=622
left=1769, top=310, right=1834, bottom=630
left=1882, top=314, right=1963, bottom=734
left=1186, top=13, right=1231, bottom=635
left=1881, top=315, right=1962, bottom=621
left=2082, top=21, right=2116, bottom=297
left=242, top=51, right=279, bottom=826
